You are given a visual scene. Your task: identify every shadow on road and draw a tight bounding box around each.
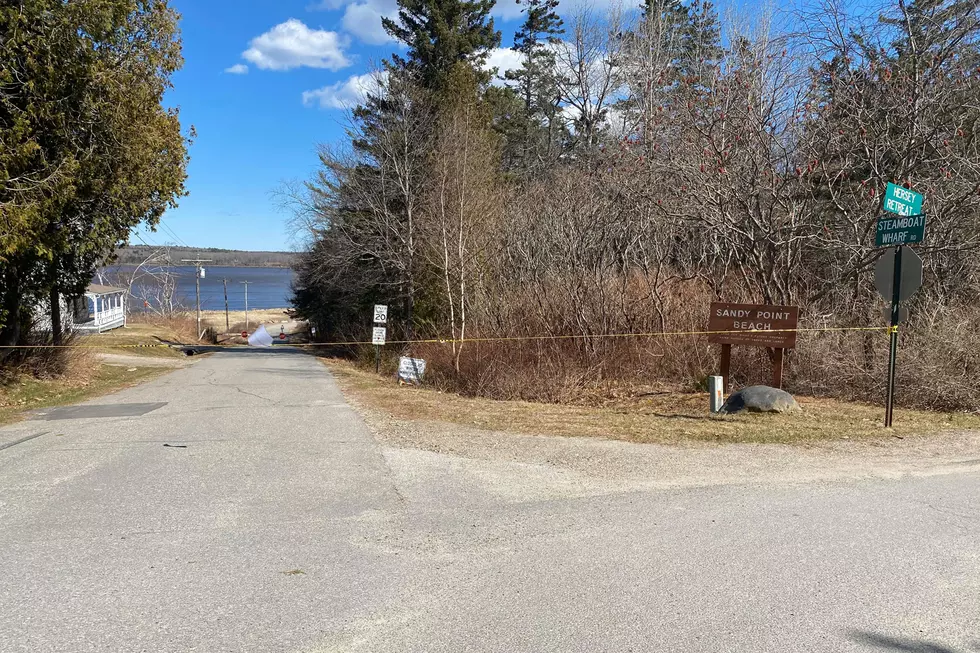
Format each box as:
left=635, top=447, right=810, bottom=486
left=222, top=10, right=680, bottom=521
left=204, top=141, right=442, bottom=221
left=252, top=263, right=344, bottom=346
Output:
left=850, top=630, right=968, bottom=653
left=170, top=343, right=314, bottom=357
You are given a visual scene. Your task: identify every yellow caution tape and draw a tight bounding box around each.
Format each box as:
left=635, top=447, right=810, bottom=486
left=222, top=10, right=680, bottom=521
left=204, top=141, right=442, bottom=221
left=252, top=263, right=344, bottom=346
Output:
left=0, top=325, right=892, bottom=349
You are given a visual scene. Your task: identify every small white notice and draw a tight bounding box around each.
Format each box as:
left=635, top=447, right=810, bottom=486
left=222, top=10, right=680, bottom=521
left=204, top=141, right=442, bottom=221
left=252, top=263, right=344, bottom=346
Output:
left=397, top=357, right=426, bottom=384
left=373, top=304, right=388, bottom=324
left=372, top=326, right=387, bottom=345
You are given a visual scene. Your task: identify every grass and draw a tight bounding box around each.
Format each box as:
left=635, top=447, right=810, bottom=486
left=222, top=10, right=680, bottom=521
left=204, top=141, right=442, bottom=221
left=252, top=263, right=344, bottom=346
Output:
left=79, top=321, right=190, bottom=358
left=324, top=359, right=980, bottom=445
left=200, top=309, right=293, bottom=332
left=0, top=364, right=167, bottom=426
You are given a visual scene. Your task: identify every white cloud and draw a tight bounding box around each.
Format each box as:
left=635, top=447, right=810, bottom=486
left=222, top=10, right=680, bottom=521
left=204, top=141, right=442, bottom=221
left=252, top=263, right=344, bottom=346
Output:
left=309, top=0, right=399, bottom=45
left=224, top=63, right=249, bottom=74
left=342, top=0, right=399, bottom=45
left=302, top=71, right=389, bottom=109
left=484, top=47, right=523, bottom=83
left=308, top=0, right=346, bottom=9
left=242, top=19, right=351, bottom=71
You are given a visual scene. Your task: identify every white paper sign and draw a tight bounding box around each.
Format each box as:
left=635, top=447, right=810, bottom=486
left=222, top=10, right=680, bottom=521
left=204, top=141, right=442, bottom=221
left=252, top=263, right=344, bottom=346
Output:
left=397, top=357, right=426, bottom=384
left=373, top=304, right=388, bottom=324
left=372, top=326, right=387, bottom=345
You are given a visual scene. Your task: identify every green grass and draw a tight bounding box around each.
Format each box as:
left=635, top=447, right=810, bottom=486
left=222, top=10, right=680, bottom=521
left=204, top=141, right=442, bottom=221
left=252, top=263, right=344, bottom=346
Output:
left=0, top=365, right=167, bottom=426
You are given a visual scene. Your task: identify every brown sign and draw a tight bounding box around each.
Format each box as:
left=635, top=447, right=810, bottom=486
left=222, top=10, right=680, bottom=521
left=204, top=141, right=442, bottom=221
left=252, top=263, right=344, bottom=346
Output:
left=708, top=302, right=800, bottom=349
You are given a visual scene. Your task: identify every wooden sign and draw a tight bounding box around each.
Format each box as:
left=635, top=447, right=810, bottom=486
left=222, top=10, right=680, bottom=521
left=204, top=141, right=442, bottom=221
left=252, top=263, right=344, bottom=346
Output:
left=708, top=302, right=800, bottom=391
left=708, top=302, right=800, bottom=349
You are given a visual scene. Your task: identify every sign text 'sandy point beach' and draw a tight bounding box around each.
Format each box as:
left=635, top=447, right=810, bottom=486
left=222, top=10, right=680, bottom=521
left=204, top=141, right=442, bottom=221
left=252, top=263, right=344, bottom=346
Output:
left=708, top=302, right=800, bottom=392
left=708, top=303, right=800, bottom=349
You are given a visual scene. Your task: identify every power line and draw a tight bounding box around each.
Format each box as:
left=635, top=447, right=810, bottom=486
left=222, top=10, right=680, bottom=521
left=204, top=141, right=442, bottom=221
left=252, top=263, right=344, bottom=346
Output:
left=159, top=219, right=192, bottom=249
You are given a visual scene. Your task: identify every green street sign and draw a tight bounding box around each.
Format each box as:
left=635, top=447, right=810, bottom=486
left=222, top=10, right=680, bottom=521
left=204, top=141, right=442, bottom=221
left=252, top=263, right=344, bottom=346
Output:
left=883, top=182, right=923, bottom=217
left=877, top=183, right=925, bottom=246
left=876, top=213, right=926, bottom=246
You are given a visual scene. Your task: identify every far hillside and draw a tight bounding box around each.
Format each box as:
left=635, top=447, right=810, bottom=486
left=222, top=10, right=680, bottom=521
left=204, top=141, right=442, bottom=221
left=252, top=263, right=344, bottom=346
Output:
left=115, top=245, right=297, bottom=268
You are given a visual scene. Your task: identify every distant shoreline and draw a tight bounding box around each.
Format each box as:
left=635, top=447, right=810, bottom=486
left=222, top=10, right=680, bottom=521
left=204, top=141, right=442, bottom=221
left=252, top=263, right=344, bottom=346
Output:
left=115, top=245, right=297, bottom=269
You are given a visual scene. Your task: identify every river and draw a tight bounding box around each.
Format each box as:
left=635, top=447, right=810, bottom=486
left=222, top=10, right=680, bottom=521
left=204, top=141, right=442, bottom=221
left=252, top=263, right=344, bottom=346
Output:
left=97, top=265, right=295, bottom=311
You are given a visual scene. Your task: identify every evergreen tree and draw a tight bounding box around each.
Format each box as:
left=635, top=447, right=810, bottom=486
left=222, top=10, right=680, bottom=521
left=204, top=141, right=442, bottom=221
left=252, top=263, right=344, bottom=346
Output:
left=502, top=0, right=566, bottom=174
left=382, top=0, right=502, bottom=90
left=617, top=0, right=722, bottom=142
left=0, top=0, right=189, bottom=348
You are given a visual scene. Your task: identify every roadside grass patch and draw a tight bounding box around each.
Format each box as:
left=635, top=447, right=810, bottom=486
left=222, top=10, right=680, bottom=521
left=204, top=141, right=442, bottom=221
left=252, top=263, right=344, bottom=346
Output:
left=0, top=365, right=166, bottom=426
left=84, top=319, right=193, bottom=358
left=323, top=359, right=980, bottom=444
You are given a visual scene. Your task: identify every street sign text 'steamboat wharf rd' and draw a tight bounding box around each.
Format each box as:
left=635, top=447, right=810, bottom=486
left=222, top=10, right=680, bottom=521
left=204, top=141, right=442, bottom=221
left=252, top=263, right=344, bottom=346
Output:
left=877, top=183, right=926, bottom=246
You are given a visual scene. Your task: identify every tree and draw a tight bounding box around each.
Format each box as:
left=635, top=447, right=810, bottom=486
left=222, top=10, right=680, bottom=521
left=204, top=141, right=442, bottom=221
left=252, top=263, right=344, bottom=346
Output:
left=295, top=73, right=435, bottom=340
left=382, top=0, right=502, bottom=90
left=617, top=0, right=722, bottom=144
left=423, top=64, right=502, bottom=369
left=800, top=0, right=980, bottom=305
left=503, top=0, right=566, bottom=174
left=0, top=0, right=190, bottom=348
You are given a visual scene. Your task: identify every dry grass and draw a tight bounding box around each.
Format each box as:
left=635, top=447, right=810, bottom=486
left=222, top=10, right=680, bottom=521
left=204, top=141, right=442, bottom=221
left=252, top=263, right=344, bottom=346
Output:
left=324, top=358, right=980, bottom=445
left=0, top=363, right=167, bottom=426
left=80, top=318, right=193, bottom=358
left=199, top=309, right=293, bottom=331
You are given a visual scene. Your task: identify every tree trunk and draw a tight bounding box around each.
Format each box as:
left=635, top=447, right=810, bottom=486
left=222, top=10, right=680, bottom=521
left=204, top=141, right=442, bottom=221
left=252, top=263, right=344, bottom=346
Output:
left=0, top=266, right=23, bottom=350
left=50, top=286, right=63, bottom=346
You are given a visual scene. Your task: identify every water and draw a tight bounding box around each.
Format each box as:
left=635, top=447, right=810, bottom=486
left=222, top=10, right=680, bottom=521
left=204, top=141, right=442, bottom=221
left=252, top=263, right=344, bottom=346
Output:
left=98, top=265, right=295, bottom=311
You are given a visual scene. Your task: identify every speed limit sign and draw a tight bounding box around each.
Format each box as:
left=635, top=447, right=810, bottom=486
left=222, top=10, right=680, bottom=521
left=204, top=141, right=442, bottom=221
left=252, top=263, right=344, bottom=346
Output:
left=373, top=304, right=388, bottom=324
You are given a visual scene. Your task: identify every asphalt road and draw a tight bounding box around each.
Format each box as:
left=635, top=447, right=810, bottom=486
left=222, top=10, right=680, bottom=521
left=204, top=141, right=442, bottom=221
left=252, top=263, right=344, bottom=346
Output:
left=1, top=351, right=978, bottom=652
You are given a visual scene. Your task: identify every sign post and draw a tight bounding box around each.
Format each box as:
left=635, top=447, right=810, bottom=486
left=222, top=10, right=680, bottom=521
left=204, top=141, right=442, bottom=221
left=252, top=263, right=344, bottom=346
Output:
left=875, top=182, right=926, bottom=427
left=371, top=305, right=388, bottom=374
left=874, top=245, right=924, bottom=427
left=372, top=326, right=387, bottom=373
left=708, top=303, right=800, bottom=393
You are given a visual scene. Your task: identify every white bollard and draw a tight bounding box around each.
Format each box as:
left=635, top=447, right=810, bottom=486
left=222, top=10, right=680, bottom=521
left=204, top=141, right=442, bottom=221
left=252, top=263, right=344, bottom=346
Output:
left=708, top=375, right=725, bottom=413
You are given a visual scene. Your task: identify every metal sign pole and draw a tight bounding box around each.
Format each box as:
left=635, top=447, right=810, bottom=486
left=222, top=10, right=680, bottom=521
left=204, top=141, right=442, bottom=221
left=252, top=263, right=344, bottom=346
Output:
left=885, top=245, right=904, bottom=427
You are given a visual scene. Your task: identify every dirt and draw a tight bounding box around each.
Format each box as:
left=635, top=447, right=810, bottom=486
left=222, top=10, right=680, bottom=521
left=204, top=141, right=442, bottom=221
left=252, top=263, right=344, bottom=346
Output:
left=327, top=361, right=980, bottom=494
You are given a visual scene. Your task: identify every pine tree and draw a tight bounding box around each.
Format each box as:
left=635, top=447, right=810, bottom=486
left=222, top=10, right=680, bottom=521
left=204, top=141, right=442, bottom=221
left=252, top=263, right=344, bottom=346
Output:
left=617, top=0, right=722, bottom=142
left=501, top=0, right=565, bottom=174
left=382, top=0, right=502, bottom=90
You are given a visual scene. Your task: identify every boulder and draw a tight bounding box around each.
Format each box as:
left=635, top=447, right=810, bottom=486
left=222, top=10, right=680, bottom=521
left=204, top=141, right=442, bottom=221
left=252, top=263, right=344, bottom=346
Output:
left=720, top=385, right=800, bottom=414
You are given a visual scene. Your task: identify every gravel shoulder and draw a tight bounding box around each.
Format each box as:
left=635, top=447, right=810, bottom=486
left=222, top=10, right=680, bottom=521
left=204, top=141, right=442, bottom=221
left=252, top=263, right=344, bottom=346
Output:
left=328, top=362, right=980, bottom=497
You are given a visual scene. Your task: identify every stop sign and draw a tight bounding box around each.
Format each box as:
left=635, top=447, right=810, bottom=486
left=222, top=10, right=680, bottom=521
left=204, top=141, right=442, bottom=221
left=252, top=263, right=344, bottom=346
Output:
left=279, top=333, right=286, bottom=340
left=874, top=247, right=923, bottom=302
left=241, top=331, right=248, bottom=338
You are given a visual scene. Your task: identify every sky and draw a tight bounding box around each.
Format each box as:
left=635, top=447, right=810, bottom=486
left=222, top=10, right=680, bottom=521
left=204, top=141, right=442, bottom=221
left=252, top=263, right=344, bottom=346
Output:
left=138, top=0, right=547, bottom=253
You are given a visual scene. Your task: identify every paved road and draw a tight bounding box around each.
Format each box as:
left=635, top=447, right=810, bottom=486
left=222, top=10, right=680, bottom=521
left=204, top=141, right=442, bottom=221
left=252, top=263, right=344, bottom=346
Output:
left=1, top=351, right=978, bottom=652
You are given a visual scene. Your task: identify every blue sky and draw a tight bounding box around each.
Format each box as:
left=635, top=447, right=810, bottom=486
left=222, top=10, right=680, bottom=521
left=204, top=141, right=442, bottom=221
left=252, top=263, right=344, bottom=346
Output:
left=140, top=0, right=536, bottom=252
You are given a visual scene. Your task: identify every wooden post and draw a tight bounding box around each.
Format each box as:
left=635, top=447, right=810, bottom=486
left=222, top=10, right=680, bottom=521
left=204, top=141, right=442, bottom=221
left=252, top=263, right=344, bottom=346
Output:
left=772, top=348, right=784, bottom=389
left=223, top=278, right=229, bottom=331
left=720, top=344, right=732, bottom=394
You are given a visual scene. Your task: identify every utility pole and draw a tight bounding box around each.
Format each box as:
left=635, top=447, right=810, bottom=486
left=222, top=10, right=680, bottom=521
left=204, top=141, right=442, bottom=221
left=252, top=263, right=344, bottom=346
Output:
left=181, top=258, right=212, bottom=340
left=240, top=281, right=250, bottom=330
left=222, top=278, right=230, bottom=331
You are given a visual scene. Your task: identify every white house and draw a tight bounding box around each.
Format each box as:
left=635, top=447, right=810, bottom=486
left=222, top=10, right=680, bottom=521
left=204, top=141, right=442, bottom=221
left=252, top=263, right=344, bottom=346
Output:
left=72, top=284, right=127, bottom=333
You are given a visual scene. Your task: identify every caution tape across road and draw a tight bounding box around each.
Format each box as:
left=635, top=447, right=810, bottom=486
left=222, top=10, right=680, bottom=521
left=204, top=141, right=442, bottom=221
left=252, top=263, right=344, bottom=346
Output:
left=0, top=325, right=891, bottom=349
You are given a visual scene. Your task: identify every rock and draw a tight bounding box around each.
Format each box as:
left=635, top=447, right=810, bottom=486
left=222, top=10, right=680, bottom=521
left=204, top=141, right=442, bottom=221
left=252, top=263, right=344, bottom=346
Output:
left=720, top=385, right=800, bottom=414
